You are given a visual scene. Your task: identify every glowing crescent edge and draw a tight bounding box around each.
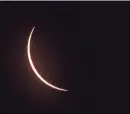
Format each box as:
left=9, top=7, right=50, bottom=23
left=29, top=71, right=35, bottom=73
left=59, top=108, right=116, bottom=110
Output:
left=27, top=27, right=68, bottom=92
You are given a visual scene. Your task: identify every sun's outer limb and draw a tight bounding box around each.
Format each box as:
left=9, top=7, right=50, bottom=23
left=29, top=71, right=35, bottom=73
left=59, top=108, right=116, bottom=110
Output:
left=27, top=26, right=68, bottom=92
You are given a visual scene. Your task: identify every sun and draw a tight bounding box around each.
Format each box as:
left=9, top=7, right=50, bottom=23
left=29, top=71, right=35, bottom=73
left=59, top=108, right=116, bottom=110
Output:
left=27, top=27, right=68, bottom=92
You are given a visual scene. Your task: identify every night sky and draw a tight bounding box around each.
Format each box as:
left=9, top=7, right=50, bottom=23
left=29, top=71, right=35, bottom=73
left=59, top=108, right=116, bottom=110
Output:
left=1, top=2, right=128, bottom=113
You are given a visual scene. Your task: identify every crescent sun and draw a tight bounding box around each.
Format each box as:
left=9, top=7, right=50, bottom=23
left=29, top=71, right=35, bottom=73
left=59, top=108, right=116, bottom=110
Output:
left=27, top=27, right=68, bottom=92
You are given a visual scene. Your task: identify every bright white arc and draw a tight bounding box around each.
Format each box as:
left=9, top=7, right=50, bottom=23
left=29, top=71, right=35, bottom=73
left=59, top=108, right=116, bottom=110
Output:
left=27, top=27, right=68, bottom=92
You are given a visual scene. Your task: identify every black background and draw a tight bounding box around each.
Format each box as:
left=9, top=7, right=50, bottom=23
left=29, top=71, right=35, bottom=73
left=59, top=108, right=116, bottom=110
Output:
left=0, top=2, right=128, bottom=113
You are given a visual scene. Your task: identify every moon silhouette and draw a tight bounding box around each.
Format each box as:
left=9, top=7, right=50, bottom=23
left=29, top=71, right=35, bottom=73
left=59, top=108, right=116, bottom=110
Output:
left=27, top=27, right=68, bottom=92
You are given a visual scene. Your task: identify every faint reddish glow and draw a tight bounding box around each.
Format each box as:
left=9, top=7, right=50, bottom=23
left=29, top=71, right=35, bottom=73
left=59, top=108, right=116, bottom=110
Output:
left=27, top=27, right=68, bottom=92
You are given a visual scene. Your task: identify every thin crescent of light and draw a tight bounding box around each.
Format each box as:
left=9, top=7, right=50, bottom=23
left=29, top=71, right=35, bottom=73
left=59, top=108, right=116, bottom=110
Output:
left=27, top=27, right=68, bottom=92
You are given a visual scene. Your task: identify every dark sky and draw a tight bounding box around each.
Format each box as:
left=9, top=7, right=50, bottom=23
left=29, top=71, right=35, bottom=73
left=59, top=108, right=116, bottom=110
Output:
left=0, top=2, right=128, bottom=113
